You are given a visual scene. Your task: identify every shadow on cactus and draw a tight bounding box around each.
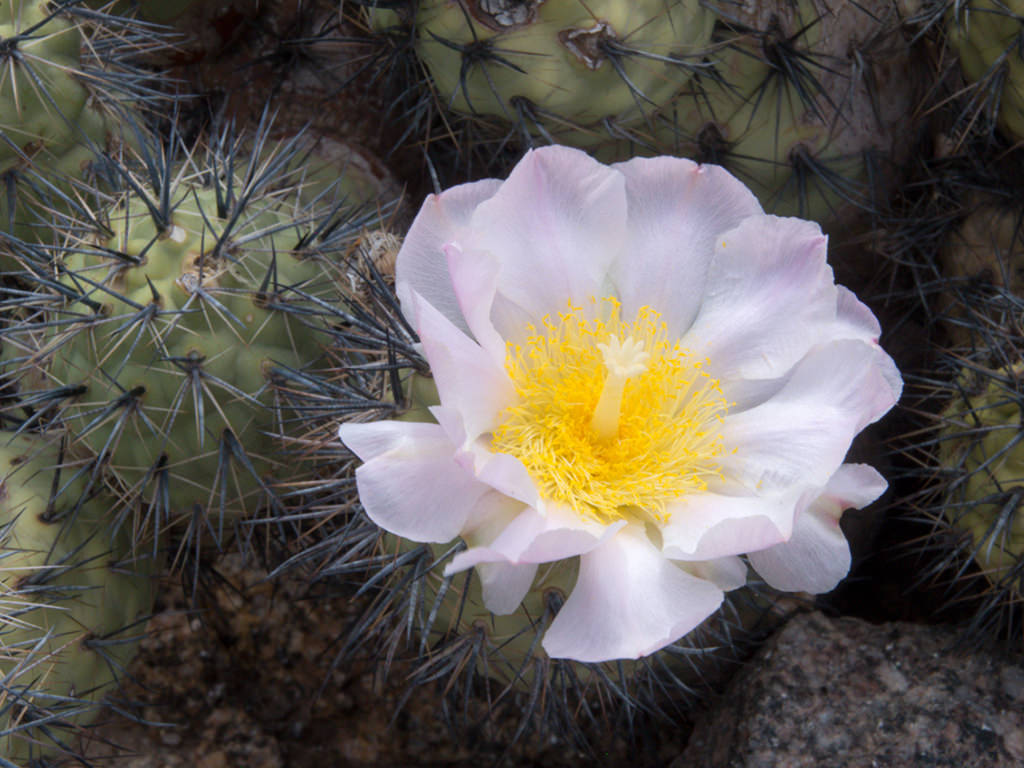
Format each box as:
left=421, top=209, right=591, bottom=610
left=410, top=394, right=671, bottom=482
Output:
left=893, top=198, right=1024, bottom=650
left=943, top=0, right=1024, bottom=145
left=0, top=118, right=390, bottom=568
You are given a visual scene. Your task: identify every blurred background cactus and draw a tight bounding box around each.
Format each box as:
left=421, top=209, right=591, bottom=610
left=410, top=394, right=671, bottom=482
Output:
left=0, top=0, right=1023, bottom=765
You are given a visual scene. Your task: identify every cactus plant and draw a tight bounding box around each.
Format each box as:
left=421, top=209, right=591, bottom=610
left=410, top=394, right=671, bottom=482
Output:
left=649, top=0, right=918, bottom=223
left=946, top=0, right=1024, bottom=142
left=0, top=432, right=155, bottom=765
left=938, top=363, right=1024, bottom=592
left=0, top=123, right=389, bottom=559
left=368, top=0, right=715, bottom=130
left=0, top=0, right=171, bottom=245
left=887, top=180, right=1024, bottom=649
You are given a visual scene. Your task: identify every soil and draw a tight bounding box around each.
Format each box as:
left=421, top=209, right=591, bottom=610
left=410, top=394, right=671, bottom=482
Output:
left=79, top=554, right=681, bottom=768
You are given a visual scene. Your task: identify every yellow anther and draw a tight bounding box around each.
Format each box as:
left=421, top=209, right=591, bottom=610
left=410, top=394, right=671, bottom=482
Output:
left=491, top=298, right=729, bottom=524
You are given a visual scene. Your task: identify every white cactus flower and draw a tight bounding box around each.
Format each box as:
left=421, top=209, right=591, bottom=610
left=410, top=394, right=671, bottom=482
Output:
left=338, top=146, right=901, bottom=663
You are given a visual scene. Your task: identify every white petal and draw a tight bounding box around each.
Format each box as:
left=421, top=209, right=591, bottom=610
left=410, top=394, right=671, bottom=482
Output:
left=338, top=420, right=488, bottom=543
left=445, top=504, right=622, bottom=573
left=466, top=146, right=627, bottom=336
left=395, top=177, right=504, bottom=334
left=661, top=490, right=798, bottom=560
left=683, top=215, right=837, bottom=382
left=473, top=451, right=542, bottom=508
left=411, top=290, right=514, bottom=443
left=460, top=489, right=526, bottom=543
left=339, top=419, right=442, bottom=462
left=477, top=561, right=538, bottom=615
left=748, top=464, right=887, bottom=593
left=821, top=462, right=889, bottom=507
left=609, top=156, right=763, bottom=337
left=432, top=409, right=541, bottom=508
left=832, top=285, right=881, bottom=343
left=720, top=340, right=900, bottom=493
left=678, top=556, right=749, bottom=591
left=443, top=242, right=505, bottom=364
left=541, top=527, right=724, bottom=662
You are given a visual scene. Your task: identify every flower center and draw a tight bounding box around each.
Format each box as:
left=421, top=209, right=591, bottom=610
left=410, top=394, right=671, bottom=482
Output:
left=491, top=297, right=729, bottom=524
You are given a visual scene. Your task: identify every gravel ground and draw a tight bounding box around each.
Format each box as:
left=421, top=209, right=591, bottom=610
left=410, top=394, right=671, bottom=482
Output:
left=80, top=554, right=684, bottom=767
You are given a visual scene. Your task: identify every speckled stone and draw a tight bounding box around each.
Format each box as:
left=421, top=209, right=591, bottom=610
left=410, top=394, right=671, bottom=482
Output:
left=678, top=613, right=1024, bottom=768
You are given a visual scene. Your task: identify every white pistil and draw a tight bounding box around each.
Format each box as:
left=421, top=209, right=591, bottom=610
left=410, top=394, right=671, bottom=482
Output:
left=591, top=335, right=650, bottom=440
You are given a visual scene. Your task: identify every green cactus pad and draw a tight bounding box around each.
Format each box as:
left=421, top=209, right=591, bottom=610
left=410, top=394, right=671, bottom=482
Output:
left=0, top=1, right=92, bottom=174
left=0, top=131, right=382, bottom=551
left=0, top=432, right=154, bottom=763
left=49, top=181, right=345, bottom=528
left=948, top=0, right=1024, bottom=141
left=372, top=0, right=714, bottom=127
left=0, top=0, right=158, bottom=246
left=939, top=366, right=1024, bottom=589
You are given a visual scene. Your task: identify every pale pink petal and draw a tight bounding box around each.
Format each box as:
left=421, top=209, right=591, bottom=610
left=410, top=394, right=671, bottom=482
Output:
left=411, top=290, right=514, bottom=443
left=477, top=561, right=538, bottom=615
left=395, top=178, right=503, bottom=334
left=679, top=556, right=749, bottom=591
left=338, top=421, right=489, bottom=543
left=748, top=464, right=887, bottom=593
left=609, top=156, right=763, bottom=336
left=460, top=489, right=526, bottom=544
left=541, top=527, right=724, bottom=662
left=466, top=146, right=627, bottom=335
left=431, top=408, right=541, bottom=508
left=832, top=285, right=881, bottom=343
left=683, top=215, right=837, bottom=382
left=712, top=287, right=895, bottom=415
left=443, top=243, right=505, bottom=364
left=661, top=490, right=798, bottom=560
left=720, top=340, right=900, bottom=493
left=445, top=504, right=623, bottom=574
left=826, top=289, right=902, bottom=404
left=472, top=451, right=542, bottom=508
left=820, top=462, right=890, bottom=508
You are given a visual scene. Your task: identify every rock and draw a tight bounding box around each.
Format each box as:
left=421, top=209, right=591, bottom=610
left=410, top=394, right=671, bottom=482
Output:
left=679, top=613, right=1024, bottom=768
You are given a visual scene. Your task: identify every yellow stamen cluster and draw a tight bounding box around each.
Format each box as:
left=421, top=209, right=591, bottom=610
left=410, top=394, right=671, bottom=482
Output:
left=491, top=297, right=729, bottom=524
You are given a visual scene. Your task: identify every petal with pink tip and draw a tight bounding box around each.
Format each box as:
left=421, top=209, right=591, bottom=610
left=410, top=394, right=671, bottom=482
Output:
left=541, top=527, right=724, bottom=662
left=466, top=146, right=627, bottom=335
left=395, top=178, right=503, bottom=334
left=411, top=290, right=514, bottom=443
left=748, top=464, right=887, bottom=592
left=720, top=340, right=900, bottom=493
left=609, top=156, right=763, bottom=337
left=683, top=215, right=837, bottom=382
left=338, top=420, right=488, bottom=543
